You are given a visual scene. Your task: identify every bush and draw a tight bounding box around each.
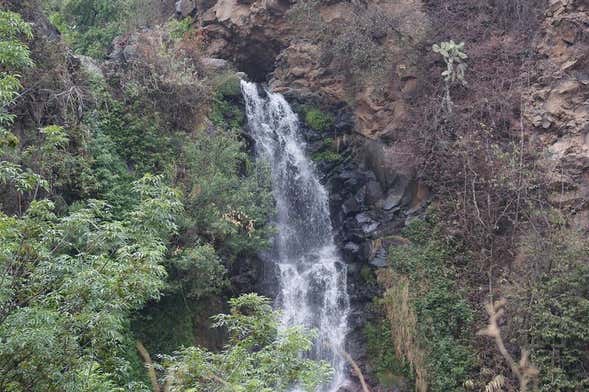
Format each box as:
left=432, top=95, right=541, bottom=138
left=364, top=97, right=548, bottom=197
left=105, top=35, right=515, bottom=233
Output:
left=312, top=150, right=341, bottom=163
left=163, top=294, right=333, bottom=391
left=168, top=17, right=193, bottom=40
left=364, top=320, right=409, bottom=388
left=380, top=217, right=477, bottom=391
left=304, top=108, right=333, bottom=132
left=508, top=224, right=589, bottom=391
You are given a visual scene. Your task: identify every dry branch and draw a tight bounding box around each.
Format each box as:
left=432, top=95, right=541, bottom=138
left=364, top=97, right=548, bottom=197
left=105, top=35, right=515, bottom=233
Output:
left=478, top=299, right=539, bottom=392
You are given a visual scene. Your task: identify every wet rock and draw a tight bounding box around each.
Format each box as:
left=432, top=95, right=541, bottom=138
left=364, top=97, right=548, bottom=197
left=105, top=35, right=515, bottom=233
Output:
left=342, top=242, right=361, bottom=262
left=355, top=213, right=374, bottom=224
left=369, top=247, right=388, bottom=268
left=176, top=0, right=197, bottom=17
left=365, top=179, right=384, bottom=206
left=362, top=222, right=380, bottom=234
left=383, top=189, right=404, bottom=211
left=334, top=108, right=354, bottom=133
left=354, top=185, right=367, bottom=205
left=344, top=241, right=360, bottom=253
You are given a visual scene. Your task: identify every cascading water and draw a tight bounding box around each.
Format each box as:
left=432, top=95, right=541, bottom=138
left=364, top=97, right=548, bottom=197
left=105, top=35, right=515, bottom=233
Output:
left=241, top=81, right=350, bottom=391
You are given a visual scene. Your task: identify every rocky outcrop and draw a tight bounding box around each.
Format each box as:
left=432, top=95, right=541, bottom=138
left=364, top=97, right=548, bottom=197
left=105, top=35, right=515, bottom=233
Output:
left=294, top=112, right=429, bottom=387
left=524, top=0, right=589, bottom=229
left=197, top=0, right=292, bottom=80
left=195, top=0, right=428, bottom=140
left=270, top=42, right=419, bottom=141
left=269, top=0, right=427, bottom=141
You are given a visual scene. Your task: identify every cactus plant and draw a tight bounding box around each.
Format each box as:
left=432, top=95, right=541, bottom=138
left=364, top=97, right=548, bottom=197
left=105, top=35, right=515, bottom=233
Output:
left=433, top=40, right=468, bottom=85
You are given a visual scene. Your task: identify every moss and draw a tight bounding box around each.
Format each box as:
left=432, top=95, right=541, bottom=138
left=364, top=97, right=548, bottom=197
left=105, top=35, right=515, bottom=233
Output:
left=364, top=320, right=409, bottom=388
left=311, top=150, right=341, bottom=163
left=209, top=74, right=246, bottom=129
left=304, top=108, right=334, bottom=132
left=216, top=74, right=242, bottom=99
left=360, top=265, right=375, bottom=283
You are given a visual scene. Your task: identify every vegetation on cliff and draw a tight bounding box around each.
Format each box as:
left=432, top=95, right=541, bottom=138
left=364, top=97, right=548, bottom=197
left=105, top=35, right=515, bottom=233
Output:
left=1, top=0, right=588, bottom=391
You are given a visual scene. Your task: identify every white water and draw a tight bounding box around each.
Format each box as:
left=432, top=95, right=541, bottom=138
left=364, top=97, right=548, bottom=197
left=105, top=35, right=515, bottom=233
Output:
left=241, top=81, right=350, bottom=391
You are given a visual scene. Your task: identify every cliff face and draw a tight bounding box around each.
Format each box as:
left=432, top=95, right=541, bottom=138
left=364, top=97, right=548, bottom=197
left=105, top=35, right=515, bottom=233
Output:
left=525, top=0, right=589, bottom=229
left=181, top=0, right=582, bottom=233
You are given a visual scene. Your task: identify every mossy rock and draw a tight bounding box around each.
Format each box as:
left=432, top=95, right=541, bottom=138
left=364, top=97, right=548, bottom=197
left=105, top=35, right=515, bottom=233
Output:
left=216, top=74, right=242, bottom=98
left=311, top=150, right=341, bottom=163
left=304, top=108, right=334, bottom=132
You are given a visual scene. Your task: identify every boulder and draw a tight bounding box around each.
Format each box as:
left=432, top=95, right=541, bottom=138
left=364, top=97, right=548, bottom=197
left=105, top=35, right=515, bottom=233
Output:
left=200, top=57, right=229, bottom=70
left=176, top=0, right=197, bottom=17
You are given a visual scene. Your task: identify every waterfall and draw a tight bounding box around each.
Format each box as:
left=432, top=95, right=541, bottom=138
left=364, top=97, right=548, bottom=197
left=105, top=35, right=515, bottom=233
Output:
left=241, top=81, right=350, bottom=391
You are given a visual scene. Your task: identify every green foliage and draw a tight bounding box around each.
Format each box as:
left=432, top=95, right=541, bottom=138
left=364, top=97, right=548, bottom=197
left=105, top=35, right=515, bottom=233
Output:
left=92, top=85, right=175, bottom=175
left=0, top=11, right=33, bottom=147
left=210, top=78, right=246, bottom=130
left=509, top=225, right=589, bottom=391
left=0, top=11, right=33, bottom=69
left=48, top=0, right=125, bottom=57
left=180, top=127, right=274, bottom=258
left=0, top=174, right=181, bottom=391
left=164, top=294, right=333, bottom=392
left=312, top=150, right=341, bottom=163
left=169, top=244, right=228, bottom=299
left=0, top=160, right=48, bottom=195
left=132, top=293, right=197, bottom=356
left=364, top=320, right=409, bottom=387
left=216, top=74, right=243, bottom=99
left=0, top=7, right=276, bottom=391
left=388, top=218, right=476, bottom=391
left=304, top=108, right=334, bottom=132
left=47, top=0, right=178, bottom=57
left=168, top=17, right=193, bottom=40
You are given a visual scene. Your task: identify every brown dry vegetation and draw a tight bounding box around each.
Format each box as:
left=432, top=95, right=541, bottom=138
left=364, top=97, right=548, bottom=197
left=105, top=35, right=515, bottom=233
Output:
left=405, top=0, right=589, bottom=390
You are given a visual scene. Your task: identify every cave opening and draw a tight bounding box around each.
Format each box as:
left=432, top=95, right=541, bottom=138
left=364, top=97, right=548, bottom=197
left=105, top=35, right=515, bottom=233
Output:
left=234, top=39, right=280, bottom=82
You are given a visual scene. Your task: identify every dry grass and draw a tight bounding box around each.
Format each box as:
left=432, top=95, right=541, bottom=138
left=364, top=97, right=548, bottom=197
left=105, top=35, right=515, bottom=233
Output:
left=377, top=268, right=428, bottom=392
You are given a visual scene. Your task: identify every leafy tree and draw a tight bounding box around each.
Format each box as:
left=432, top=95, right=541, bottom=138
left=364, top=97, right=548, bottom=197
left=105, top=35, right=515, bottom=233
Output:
left=163, top=294, right=333, bottom=392
left=0, top=174, right=181, bottom=391
left=179, top=128, right=274, bottom=258
left=47, top=0, right=126, bottom=58
left=0, top=11, right=33, bottom=148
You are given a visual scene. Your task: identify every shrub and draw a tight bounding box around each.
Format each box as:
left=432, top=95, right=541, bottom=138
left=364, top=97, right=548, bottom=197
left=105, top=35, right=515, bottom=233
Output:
left=508, top=223, right=589, bottom=391
left=312, top=150, right=341, bottom=163
left=304, top=108, right=334, bottom=132
left=364, top=320, right=409, bottom=388
left=168, top=17, right=193, bottom=40
left=215, top=73, right=242, bottom=98
left=163, top=294, right=333, bottom=391
left=380, top=217, right=477, bottom=391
